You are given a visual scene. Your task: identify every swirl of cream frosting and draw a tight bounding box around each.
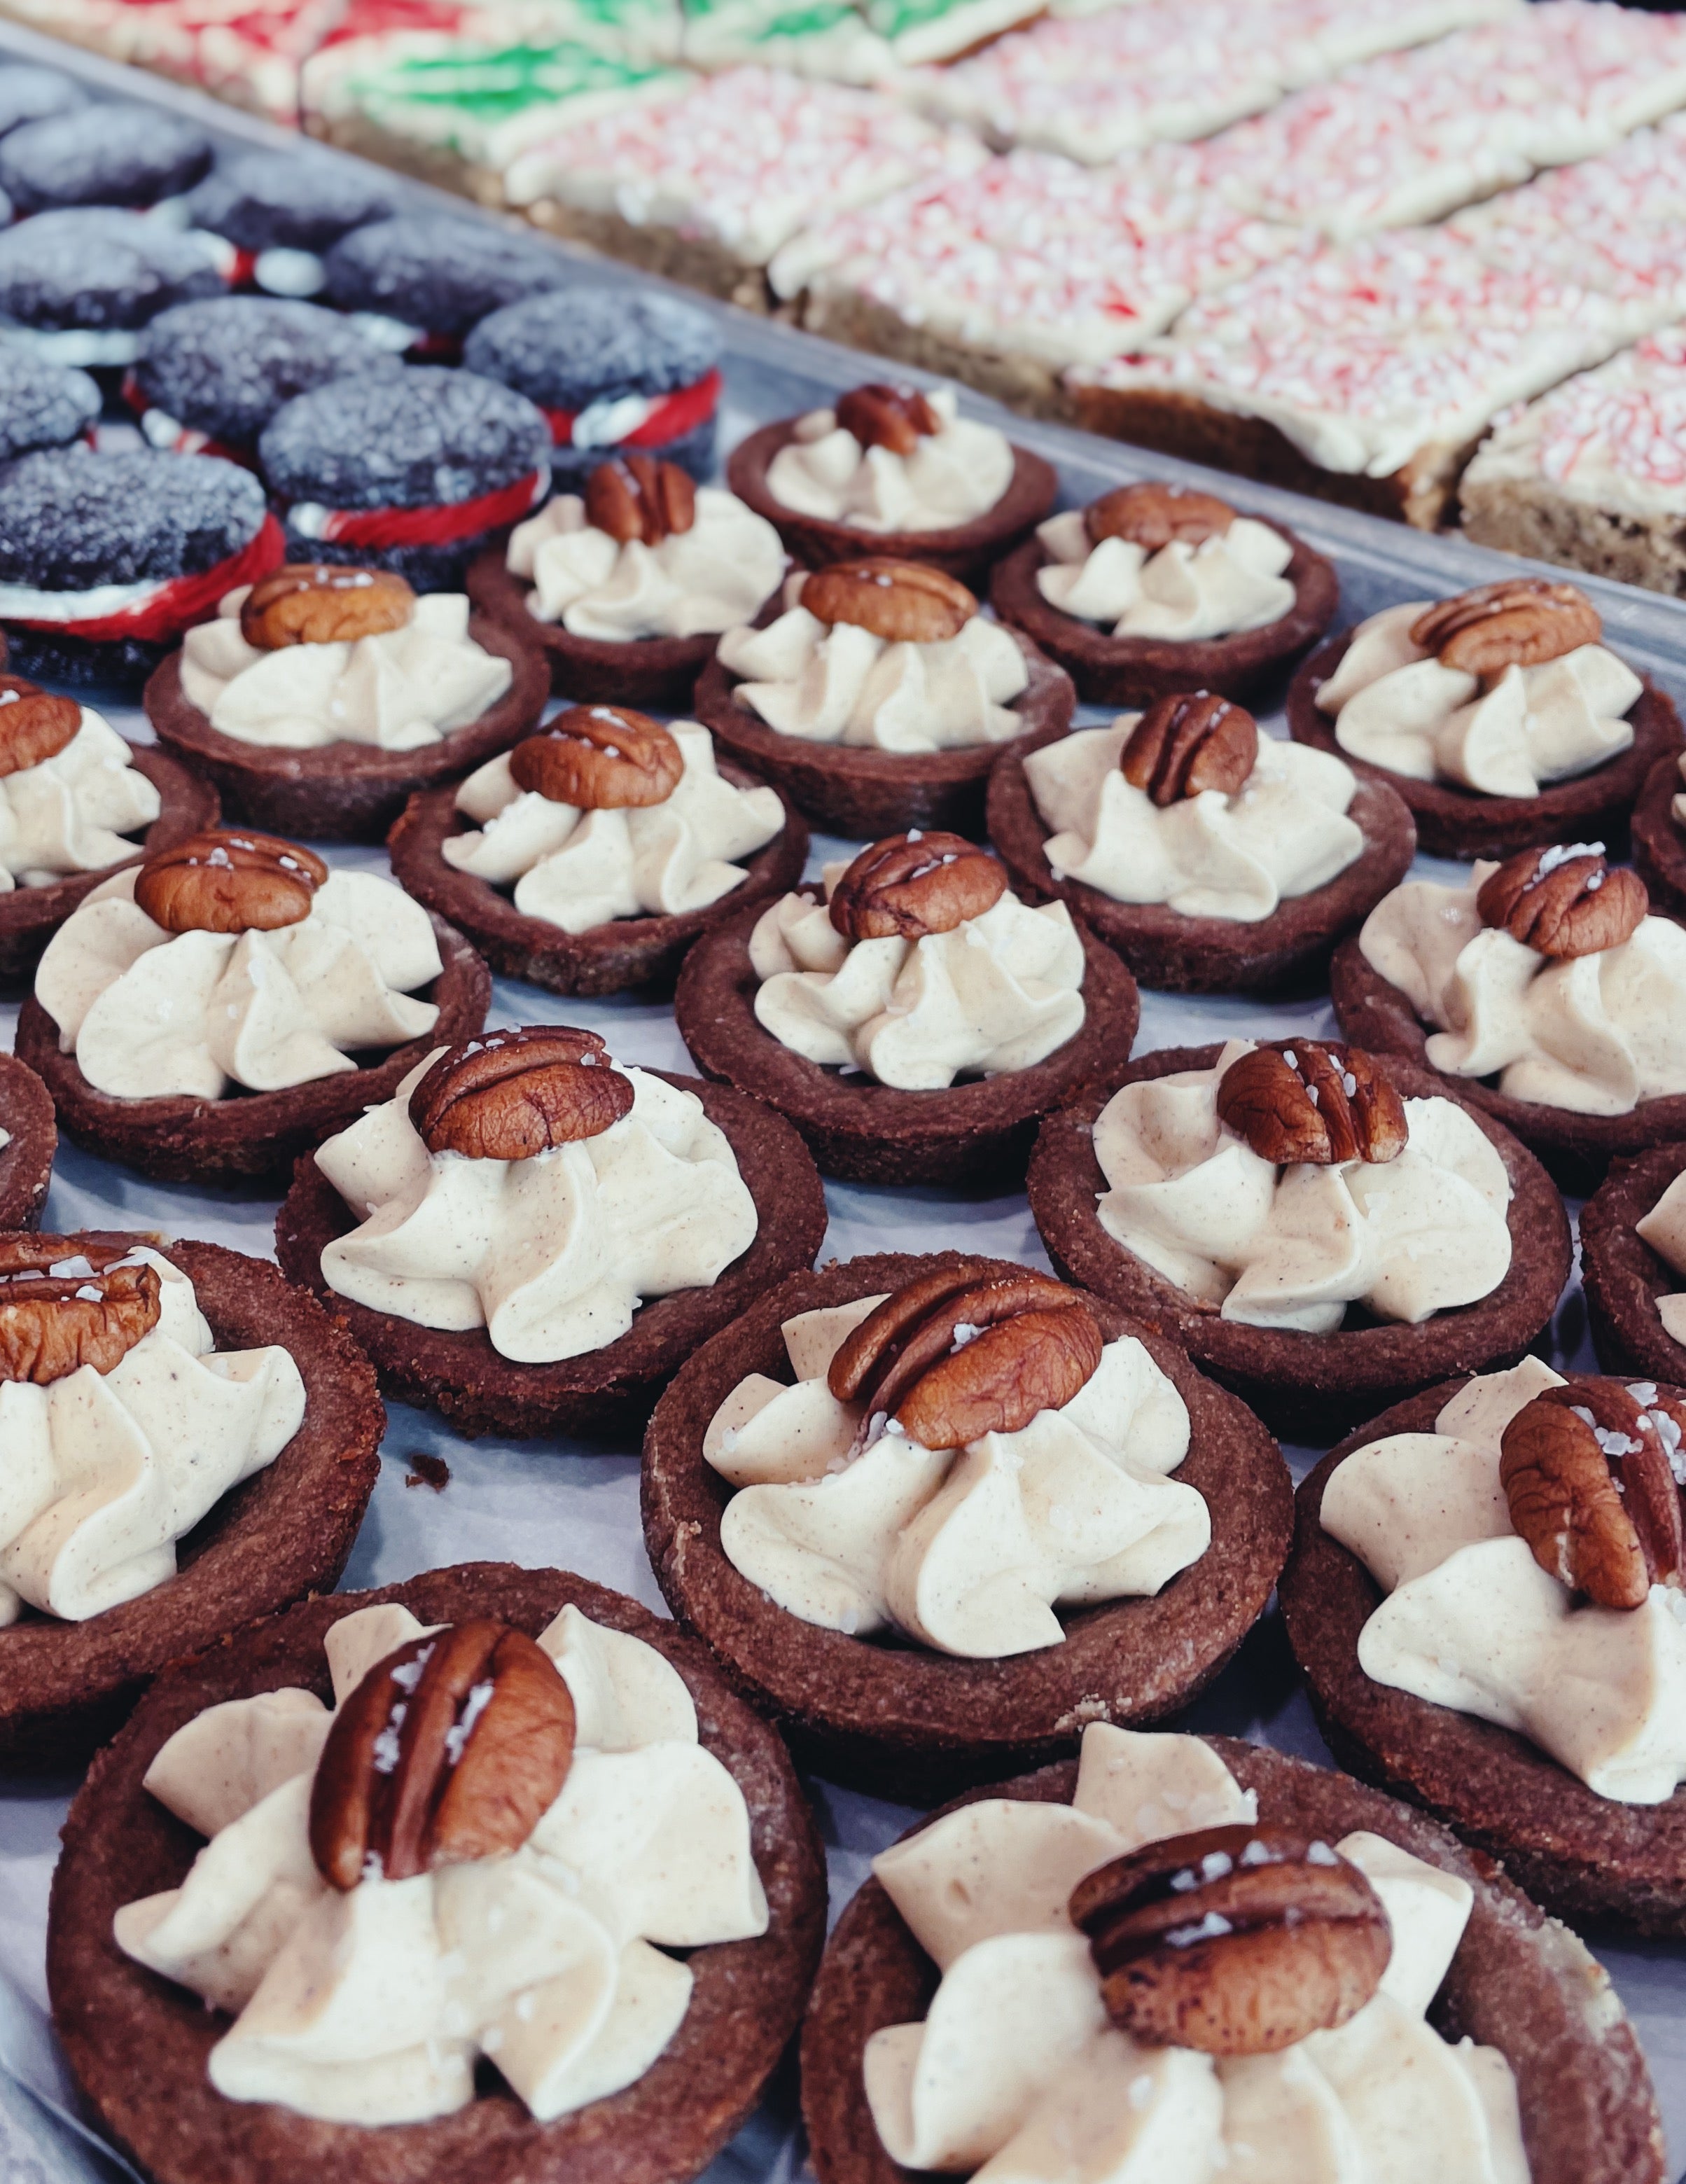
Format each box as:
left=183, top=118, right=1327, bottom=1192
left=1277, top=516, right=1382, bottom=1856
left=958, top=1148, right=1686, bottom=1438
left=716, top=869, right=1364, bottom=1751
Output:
left=1323, top=1356, right=1686, bottom=1806
left=507, top=487, right=786, bottom=641
left=860, top=1718, right=1528, bottom=2180
left=749, top=867, right=1086, bottom=1090
left=765, top=389, right=1014, bottom=531
left=1033, top=507, right=1296, bottom=643
left=1359, top=865, right=1686, bottom=1116
left=178, top=587, right=513, bottom=753
left=703, top=1291, right=1206, bottom=1657
left=34, top=865, right=443, bottom=1102
left=0, top=702, right=160, bottom=891
left=1638, top=1171, right=1686, bottom=1347
left=1092, top=1038, right=1512, bottom=1334
left=113, top=1599, right=768, bottom=2125
left=314, top=1055, right=758, bottom=1364
left=1026, top=718, right=1363, bottom=922
left=0, top=1246, right=305, bottom=1625
left=443, top=721, right=783, bottom=934
left=1669, top=749, right=1686, bottom=836
left=1314, top=599, right=1643, bottom=798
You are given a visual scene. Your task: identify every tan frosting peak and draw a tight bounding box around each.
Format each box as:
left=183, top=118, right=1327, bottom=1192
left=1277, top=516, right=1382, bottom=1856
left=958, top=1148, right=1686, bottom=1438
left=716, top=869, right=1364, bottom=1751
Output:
left=0, top=703, right=160, bottom=891
left=765, top=389, right=1014, bottom=531
left=507, top=487, right=784, bottom=640
left=1636, top=1170, right=1686, bottom=1349
left=1034, top=508, right=1295, bottom=642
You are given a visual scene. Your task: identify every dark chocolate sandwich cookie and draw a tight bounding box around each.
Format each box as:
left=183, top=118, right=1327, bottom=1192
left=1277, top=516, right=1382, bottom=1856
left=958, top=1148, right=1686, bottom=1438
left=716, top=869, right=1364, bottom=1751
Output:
left=321, top=210, right=571, bottom=357
left=1631, top=750, right=1686, bottom=913
left=0, top=65, right=85, bottom=141
left=0, top=207, right=224, bottom=373
left=0, top=104, right=210, bottom=216
left=0, top=349, right=99, bottom=459
left=0, top=1050, right=55, bottom=1227
left=184, top=146, right=396, bottom=298
left=1580, top=1142, right=1686, bottom=1381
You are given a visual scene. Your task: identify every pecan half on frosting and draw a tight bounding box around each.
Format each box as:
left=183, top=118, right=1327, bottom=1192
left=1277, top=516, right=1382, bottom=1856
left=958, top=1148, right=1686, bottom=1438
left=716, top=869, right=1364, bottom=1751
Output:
left=309, top=1619, right=577, bottom=1890
left=828, top=830, right=1006, bottom=943
left=134, top=828, right=328, bottom=935
left=1500, top=1379, right=1686, bottom=1610
left=410, top=1025, right=634, bottom=1160
left=1120, top=692, right=1259, bottom=805
left=1409, top=578, right=1602, bottom=676
left=510, top=703, right=683, bottom=810
left=1475, top=842, right=1647, bottom=959
left=239, top=564, right=415, bottom=650
left=0, top=1234, right=162, bottom=1385
left=1215, top=1041, right=1407, bottom=1167
left=834, top=382, right=940, bottom=456
left=584, top=453, right=697, bottom=546
left=800, top=557, right=977, bottom=646
left=0, top=678, right=80, bottom=779
left=1069, top=1823, right=1391, bottom=2055
left=1084, top=480, right=1236, bottom=552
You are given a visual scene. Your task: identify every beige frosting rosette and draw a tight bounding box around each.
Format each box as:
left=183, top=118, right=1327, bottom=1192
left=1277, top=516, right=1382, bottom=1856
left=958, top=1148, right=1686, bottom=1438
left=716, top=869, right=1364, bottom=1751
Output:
left=1033, top=499, right=1295, bottom=644
left=1638, top=1173, right=1686, bottom=1345
left=765, top=384, right=1014, bottom=532
left=0, top=684, right=160, bottom=890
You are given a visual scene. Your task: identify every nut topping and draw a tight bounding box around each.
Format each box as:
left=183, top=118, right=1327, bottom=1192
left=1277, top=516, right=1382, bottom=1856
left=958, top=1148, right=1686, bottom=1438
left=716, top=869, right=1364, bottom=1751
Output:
left=800, top=557, right=977, bottom=646
left=1500, top=1379, right=1686, bottom=1611
left=309, top=1618, right=576, bottom=1891
left=0, top=1234, right=162, bottom=1385
left=834, top=382, right=940, bottom=456
left=239, top=564, right=415, bottom=650
left=510, top=704, right=683, bottom=810
left=0, top=678, right=80, bottom=779
left=410, top=1025, right=634, bottom=1161
left=133, top=828, right=328, bottom=935
left=828, top=830, right=1006, bottom=943
left=1475, top=842, right=1647, bottom=960
left=1215, top=1041, right=1408, bottom=1167
left=1409, top=579, right=1603, bottom=676
left=1069, top=1823, right=1391, bottom=2056
left=1120, top=692, right=1259, bottom=806
left=583, top=453, right=697, bottom=546
left=1084, top=481, right=1236, bottom=552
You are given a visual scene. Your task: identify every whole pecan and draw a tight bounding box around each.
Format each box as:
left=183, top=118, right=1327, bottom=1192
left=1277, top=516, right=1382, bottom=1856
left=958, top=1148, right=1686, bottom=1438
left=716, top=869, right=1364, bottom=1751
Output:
left=309, top=1618, right=576, bottom=1890
left=0, top=1234, right=161, bottom=1385
left=801, top=558, right=977, bottom=646
left=0, top=678, right=79, bottom=779
left=1120, top=692, right=1258, bottom=806
left=1069, top=1823, right=1391, bottom=2055
left=583, top=453, right=697, bottom=546
left=133, top=828, right=328, bottom=935
left=410, top=1025, right=634, bottom=1160
left=1475, top=842, right=1647, bottom=959
left=1500, top=1379, right=1686, bottom=1610
left=1084, top=480, right=1236, bottom=552
left=1215, top=1041, right=1407, bottom=1167
left=509, top=704, right=683, bottom=810
left=828, top=830, right=1006, bottom=943
left=834, top=382, right=940, bottom=456
left=239, top=564, right=416, bottom=650
left=1409, top=578, right=1602, bottom=676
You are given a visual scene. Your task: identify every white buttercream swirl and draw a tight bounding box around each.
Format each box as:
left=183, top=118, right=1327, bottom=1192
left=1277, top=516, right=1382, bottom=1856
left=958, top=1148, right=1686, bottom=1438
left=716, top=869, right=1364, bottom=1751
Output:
left=443, top=721, right=783, bottom=934
left=1033, top=507, right=1296, bottom=642
left=0, top=702, right=160, bottom=891
left=35, top=865, right=443, bottom=1102
left=0, top=1247, right=305, bottom=1625
left=765, top=389, right=1014, bottom=532
left=507, top=487, right=785, bottom=641
left=1092, top=1038, right=1513, bottom=1334
left=113, top=1599, right=769, bottom=2125
left=1324, top=1356, right=1686, bottom=1805
left=1314, top=600, right=1643, bottom=798
left=1633, top=1170, right=1686, bottom=1348
left=1359, top=865, right=1686, bottom=1116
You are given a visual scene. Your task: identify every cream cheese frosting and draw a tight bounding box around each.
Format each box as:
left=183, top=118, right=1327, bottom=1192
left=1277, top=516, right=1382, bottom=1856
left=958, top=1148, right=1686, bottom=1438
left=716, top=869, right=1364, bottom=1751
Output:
left=703, top=1291, right=1206, bottom=1657
left=765, top=388, right=1015, bottom=531
left=113, top=1599, right=769, bottom=2125
left=1026, top=719, right=1363, bottom=922
left=1669, top=747, right=1686, bottom=835
left=1358, top=863, right=1686, bottom=1115
left=0, top=703, right=160, bottom=891
left=749, top=867, right=1086, bottom=1090
left=1634, top=1170, right=1686, bottom=1347
left=178, top=586, right=513, bottom=753
left=1323, top=1356, right=1686, bottom=1804
left=1314, top=600, right=1642, bottom=797
left=315, top=1054, right=758, bottom=1363
left=1092, top=1038, right=1513, bottom=1333
left=864, top=1720, right=1529, bottom=2183
left=507, top=486, right=785, bottom=641
left=443, top=721, right=783, bottom=933
left=1034, top=507, right=1296, bottom=643
left=34, top=865, right=443, bottom=1102
left=0, top=1247, right=304, bottom=1625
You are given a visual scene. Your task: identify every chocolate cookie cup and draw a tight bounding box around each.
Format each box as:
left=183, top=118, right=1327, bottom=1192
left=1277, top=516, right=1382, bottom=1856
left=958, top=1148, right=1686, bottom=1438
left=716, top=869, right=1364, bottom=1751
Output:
left=48, top=1562, right=828, bottom=2184
left=1580, top=1142, right=1686, bottom=1381
left=1, top=1235, right=382, bottom=1770
left=1281, top=1384, right=1686, bottom=1935
left=0, top=1050, right=55, bottom=1229
left=277, top=1071, right=827, bottom=1439
left=15, top=912, right=490, bottom=1184
left=643, top=1251, right=1292, bottom=1799
left=1630, top=751, right=1686, bottom=914
left=800, top=1739, right=1666, bottom=2184
left=1288, top=628, right=1685, bottom=860
left=1028, top=1043, right=1571, bottom=1444
left=144, top=613, right=550, bottom=844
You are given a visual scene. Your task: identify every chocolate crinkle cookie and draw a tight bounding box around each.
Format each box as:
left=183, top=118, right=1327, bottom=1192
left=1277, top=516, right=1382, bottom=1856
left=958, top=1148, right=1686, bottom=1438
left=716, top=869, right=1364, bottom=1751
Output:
left=0, top=104, right=210, bottom=215
left=0, top=350, right=99, bottom=459
left=0, top=209, right=223, bottom=331
left=0, top=64, right=85, bottom=140
left=184, top=148, right=396, bottom=256
left=322, top=213, right=571, bottom=340
left=133, top=298, right=398, bottom=454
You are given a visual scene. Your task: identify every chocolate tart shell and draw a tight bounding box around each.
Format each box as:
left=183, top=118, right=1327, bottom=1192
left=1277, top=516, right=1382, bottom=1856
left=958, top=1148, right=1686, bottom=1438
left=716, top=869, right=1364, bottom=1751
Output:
left=0, top=1235, right=382, bottom=1771
left=674, top=896, right=1141, bottom=1188
left=275, top=1071, right=828, bottom=1440
left=642, top=1249, right=1292, bottom=1799
left=987, top=748, right=1418, bottom=994
left=1027, top=1043, right=1572, bottom=1443
left=1286, top=630, right=1684, bottom=859
left=725, top=418, right=1058, bottom=583
left=1579, top=1140, right=1686, bottom=1381
left=800, top=1740, right=1666, bottom=2184
left=0, top=744, right=218, bottom=990
left=385, top=763, right=810, bottom=997
left=0, top=1048, right=55, bottom=1229
left=143, top=613, right=550, bottom=845
left=691, top=625, right=1075, bottom=840
left=1281, top=1383, right=1686, bottom=1935
left=1629, top=751, right=1686, bottom=914
left=48, top=1562, right=827, bottom=2184
left=14, top=913, right=491, bottom=1183
left=987, top=522, right=1339, bottom=708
